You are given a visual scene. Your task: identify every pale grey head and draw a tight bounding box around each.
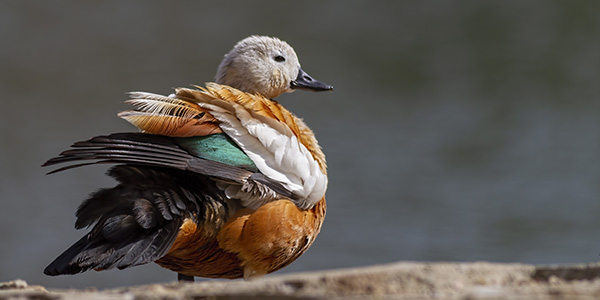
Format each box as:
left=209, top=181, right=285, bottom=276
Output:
left=215, top=36, right=333, bottom=99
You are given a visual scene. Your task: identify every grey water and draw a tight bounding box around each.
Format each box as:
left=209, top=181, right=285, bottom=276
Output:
left=1, top=1, right=599, bottom=289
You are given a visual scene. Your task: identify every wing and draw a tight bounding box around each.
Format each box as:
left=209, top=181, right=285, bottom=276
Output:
left=116, top=85, right=327, bottom=210
left=43, top=133, right=298, bottom=275
left=43, top=133, right=298, bottom=201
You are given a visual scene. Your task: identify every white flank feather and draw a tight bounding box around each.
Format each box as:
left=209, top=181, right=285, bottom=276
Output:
left=197, top=100, right=327, bottom=210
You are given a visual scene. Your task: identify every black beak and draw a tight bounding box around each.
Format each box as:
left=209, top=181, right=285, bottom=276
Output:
left=290, top=68, right=333, bottom=92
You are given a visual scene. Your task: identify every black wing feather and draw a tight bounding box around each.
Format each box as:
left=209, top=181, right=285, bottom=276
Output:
left=44, top=165, right=223, bottom=275
left=44, top=133, right=298, bottom=199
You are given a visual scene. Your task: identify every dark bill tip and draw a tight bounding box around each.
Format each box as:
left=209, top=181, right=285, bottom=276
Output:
left=290, top=68, right=333, bottom=92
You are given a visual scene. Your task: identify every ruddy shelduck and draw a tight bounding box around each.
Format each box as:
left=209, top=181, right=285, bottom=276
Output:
left=43, top=35, right=332, bottom=281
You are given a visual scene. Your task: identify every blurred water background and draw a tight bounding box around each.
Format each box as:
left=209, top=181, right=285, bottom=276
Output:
left=1, top=0, right=599, bottom=289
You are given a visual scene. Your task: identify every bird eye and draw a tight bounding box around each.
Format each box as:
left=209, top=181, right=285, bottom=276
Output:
left=274, top=55, right=286, bottom=62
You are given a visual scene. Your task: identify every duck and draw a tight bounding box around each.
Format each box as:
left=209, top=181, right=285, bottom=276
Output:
left=43, top=35, right=332, bottom=281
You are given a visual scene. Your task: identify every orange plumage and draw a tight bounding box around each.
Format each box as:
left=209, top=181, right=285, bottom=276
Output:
left=157, top=197, right=326, bottom=279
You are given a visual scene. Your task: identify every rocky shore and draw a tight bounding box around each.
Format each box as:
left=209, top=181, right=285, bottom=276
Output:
left=2, top=261, right=600, bottom=299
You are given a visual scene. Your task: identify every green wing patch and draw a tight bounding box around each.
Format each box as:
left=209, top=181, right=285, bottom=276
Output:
left=175, top=134, right=258, bottom=172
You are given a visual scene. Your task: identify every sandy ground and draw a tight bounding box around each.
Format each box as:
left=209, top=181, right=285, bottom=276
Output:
left=2, top=261, right=600, bottom=299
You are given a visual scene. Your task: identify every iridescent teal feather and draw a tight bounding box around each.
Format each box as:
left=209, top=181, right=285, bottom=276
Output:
left=175, top=134, right=257, bottom=172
